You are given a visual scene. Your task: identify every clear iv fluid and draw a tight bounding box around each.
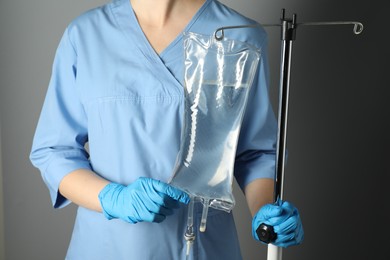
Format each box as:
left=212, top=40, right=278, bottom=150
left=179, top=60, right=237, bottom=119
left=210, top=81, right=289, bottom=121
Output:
left=170, top=83, right=250, bottom=212
left=170, top=32, right=260, bottom=251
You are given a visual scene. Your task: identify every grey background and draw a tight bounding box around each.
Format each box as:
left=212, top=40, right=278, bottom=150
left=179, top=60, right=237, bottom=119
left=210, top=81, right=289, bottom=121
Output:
left=0, top=0, right=388, bottom=259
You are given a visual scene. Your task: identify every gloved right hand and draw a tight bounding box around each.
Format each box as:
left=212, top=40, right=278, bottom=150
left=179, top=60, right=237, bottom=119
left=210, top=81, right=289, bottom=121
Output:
left=98, top=177, right=190, bottom=224
left=252, top=200, right=304, bottom=248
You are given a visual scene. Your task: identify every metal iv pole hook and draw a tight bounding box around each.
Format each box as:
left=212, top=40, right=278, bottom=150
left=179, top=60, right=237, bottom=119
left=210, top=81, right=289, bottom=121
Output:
left=298, top=21, right=364, bottom=34
left=213, top=21, right=364, bottom=41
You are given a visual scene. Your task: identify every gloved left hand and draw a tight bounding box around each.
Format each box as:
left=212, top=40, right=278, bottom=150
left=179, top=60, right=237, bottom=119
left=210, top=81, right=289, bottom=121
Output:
left=252, top=200, right=304, bottom=248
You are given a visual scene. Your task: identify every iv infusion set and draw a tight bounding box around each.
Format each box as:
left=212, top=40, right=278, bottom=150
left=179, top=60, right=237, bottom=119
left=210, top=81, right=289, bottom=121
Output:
left=169, top=9, right=363, bottom=260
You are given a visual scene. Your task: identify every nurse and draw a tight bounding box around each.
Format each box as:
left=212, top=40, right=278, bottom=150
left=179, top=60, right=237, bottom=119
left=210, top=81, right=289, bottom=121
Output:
left=30, top=0, right=303, bottom=259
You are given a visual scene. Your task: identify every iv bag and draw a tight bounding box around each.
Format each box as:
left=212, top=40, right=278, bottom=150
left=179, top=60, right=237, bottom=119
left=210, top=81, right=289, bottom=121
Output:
left=169, top=32, right=261, bottom=213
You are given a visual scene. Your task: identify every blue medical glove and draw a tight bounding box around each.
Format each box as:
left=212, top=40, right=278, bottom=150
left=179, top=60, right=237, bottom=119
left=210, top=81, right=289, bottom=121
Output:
left=252, top=200, right=304, bottom=248
left=98, top=177, right=190, bottom=224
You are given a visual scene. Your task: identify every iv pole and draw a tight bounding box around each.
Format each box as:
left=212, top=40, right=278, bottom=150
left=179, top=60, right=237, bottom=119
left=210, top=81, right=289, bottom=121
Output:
left=214, top=8, right=363, bottom=260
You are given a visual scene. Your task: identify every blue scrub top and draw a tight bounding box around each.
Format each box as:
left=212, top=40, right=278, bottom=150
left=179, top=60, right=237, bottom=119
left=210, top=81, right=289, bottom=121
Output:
left=30, top=0, right=277, bottom=259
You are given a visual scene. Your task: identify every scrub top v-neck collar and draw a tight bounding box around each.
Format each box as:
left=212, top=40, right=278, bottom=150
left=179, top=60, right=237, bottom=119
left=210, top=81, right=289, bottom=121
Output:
left=113, top=0, right=211, bottom=61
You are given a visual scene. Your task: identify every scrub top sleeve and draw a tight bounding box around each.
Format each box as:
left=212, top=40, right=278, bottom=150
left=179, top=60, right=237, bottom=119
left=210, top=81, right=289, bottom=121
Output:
left=30, top=27, right=92, bottom=208
left=234, top=34, right=277, bottom=190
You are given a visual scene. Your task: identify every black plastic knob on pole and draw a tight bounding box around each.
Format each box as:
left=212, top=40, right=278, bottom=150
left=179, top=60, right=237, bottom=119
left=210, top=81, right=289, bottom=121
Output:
left=256, top=9, right=296, bottom=245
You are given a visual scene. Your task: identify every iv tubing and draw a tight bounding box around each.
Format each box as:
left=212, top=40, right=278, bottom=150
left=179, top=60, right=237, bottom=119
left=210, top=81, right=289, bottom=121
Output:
left=185, top=197, right=195, bottom=258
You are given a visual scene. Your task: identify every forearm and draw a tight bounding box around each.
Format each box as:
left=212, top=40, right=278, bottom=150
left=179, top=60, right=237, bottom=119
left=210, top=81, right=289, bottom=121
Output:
left=59, top=169, right=110, bottom=212
left=244, top=178, right=274, bottom=217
